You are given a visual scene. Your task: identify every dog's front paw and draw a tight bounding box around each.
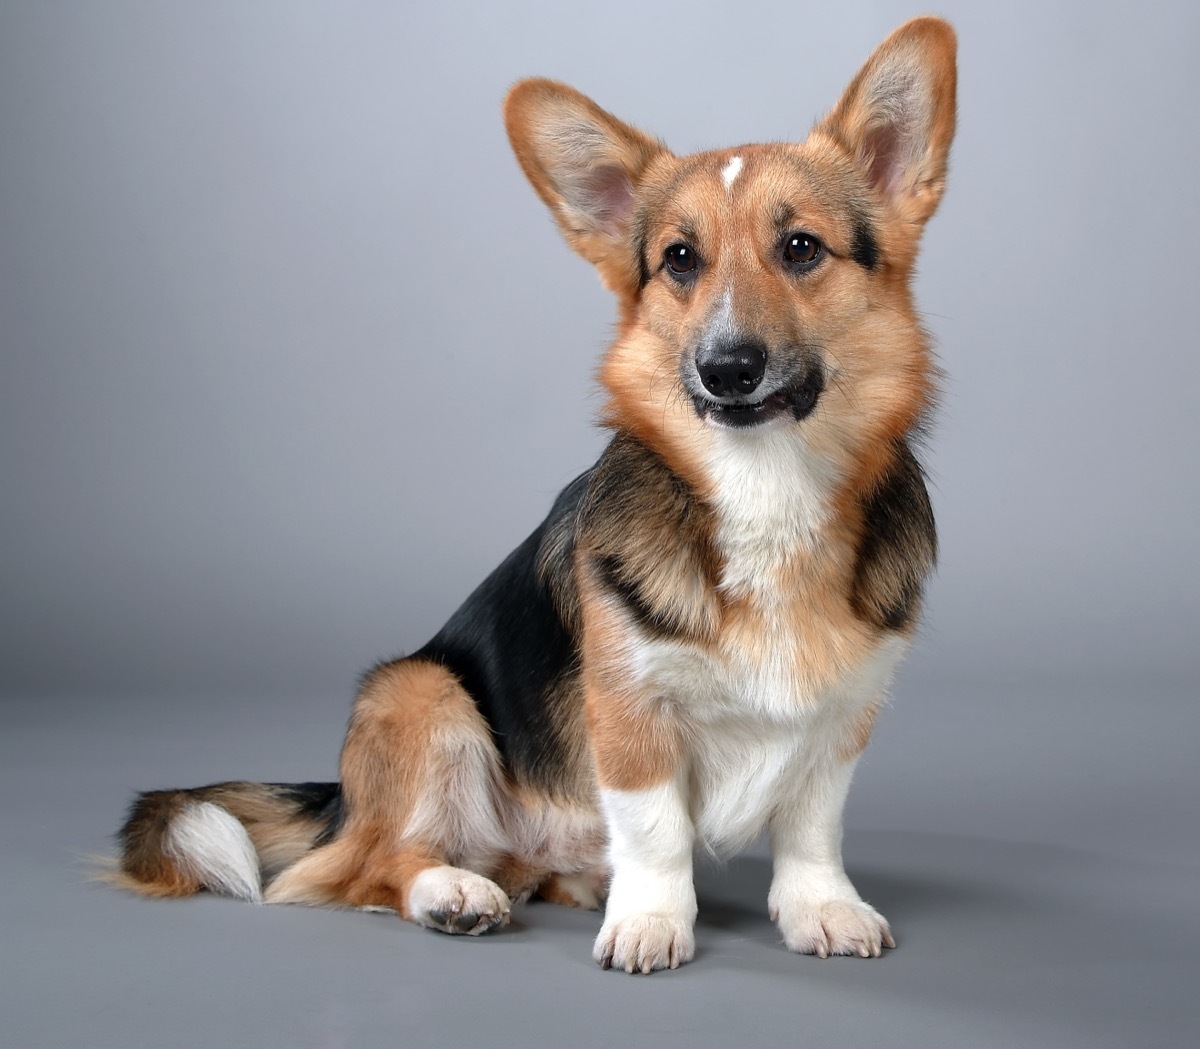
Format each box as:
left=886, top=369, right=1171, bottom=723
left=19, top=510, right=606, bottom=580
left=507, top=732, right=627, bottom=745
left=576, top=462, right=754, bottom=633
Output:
left=771, top=897, right=895, bottom=958
left=593, top=913, right=695, bottom=973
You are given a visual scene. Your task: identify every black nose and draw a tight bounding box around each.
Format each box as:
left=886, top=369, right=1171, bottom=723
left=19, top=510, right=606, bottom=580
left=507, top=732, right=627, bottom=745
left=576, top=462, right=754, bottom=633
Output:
left=696, top=342, right=766, bottom=397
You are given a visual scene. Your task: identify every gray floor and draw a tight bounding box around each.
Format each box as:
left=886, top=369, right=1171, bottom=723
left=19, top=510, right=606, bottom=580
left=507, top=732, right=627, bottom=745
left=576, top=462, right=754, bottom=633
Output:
left=3, top=680, right=1197, bottom=1049
left=3, top=3, right=1198, bottom=1046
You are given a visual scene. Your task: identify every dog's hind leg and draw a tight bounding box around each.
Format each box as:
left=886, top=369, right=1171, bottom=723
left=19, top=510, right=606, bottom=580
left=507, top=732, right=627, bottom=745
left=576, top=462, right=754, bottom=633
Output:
left=266, top=658, right=513, bottom=934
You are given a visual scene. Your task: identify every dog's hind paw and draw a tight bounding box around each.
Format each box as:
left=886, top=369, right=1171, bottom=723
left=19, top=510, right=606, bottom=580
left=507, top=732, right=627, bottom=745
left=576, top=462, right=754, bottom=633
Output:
left=407, top=866, right=511, bottom=935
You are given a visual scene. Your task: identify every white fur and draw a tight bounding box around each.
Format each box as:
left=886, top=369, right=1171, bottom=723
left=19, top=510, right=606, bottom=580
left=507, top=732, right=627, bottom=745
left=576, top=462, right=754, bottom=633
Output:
left=407, top=865, right=510, bottom=935
left=600, top=778, right=696, bottom=917
left=595, top=775, right=697, bottom=971
left=593, top=910, right=695, bottom=973
left=721, top=155, right=743, bottom=189
left=402, top=718, right=606, bottom=877
left=767, top=750, right=894, bottom=956
left=706, top=426, right=841, bottom=595
left=167, top=801, right=262, bottom=902
left=401, top=720, right=509, bottom=872
left=771, top=894, right=893, bottom=957
left=506, top=798, right=605, bottom=876
left=625, top=631, right=907, bottom=854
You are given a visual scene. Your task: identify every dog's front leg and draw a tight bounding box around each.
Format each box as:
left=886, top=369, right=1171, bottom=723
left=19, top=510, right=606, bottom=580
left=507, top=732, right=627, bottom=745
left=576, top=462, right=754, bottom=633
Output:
left=767, top=756, right=894, bottom=958
left=593, top=767, right=696, bottom=973
left=579, top=559, right=698, bottom=973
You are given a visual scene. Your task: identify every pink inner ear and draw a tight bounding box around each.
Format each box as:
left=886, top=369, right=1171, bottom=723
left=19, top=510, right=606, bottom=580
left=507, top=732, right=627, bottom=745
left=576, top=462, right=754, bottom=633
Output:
left=863, top=123, right=908, bottom=197
left=573, top=164, right=635, bottom=238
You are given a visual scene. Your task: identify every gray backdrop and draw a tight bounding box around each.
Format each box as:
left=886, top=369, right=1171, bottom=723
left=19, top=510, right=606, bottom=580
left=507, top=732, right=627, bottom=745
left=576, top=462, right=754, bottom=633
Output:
left=2, top=2, right=1197, bottom=1047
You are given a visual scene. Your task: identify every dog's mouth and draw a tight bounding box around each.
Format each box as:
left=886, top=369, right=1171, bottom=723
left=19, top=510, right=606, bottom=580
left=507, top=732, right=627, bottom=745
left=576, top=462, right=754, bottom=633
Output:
left=691, top=372, right=824, bottom=429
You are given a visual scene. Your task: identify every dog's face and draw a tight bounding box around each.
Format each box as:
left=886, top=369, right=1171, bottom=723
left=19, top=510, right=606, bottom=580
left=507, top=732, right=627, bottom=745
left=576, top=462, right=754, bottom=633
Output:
left=632, top=143, right=884, bottom=432
left=505, top=18, right=956, bottom=493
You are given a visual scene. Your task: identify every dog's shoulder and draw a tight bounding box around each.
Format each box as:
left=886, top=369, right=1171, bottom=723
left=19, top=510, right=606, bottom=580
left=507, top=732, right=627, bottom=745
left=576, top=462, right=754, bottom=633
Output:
left=576, top=434, right=720, bottom=643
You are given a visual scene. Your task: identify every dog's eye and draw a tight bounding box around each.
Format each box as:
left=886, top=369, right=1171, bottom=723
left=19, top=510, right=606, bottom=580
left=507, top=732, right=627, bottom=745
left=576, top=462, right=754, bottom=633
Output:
left=664, top=243, right=698, bottom=278
left=784, top=233, right=823, bottom=269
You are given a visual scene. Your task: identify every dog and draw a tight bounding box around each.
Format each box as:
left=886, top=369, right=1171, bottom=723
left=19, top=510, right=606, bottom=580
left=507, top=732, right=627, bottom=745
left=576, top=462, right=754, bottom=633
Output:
left=110, top=17, right=956, bottom=974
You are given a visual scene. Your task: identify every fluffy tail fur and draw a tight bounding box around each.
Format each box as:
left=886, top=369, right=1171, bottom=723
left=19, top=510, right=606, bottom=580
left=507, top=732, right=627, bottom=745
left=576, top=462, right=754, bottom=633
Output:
left=111, top=781, right=341, bottom=902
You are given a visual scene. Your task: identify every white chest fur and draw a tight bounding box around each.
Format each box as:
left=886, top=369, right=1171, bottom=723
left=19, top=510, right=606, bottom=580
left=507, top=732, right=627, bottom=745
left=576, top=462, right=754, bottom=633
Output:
left=706, top=425, right=841, bottom=598
left=630, top=629, right=906, bottom=854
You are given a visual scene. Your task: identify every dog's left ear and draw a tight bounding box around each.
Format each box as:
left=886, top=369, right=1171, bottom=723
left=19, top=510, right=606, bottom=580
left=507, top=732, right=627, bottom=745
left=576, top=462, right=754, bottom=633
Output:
left=819, top=17, right=957, bottom=228
left=504, top=79, right=667, bottom=290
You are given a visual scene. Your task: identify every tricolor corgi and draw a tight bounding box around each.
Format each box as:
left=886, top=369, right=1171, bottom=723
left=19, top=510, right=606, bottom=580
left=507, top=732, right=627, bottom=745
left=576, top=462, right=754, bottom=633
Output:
left=111, top=17, right=956, bottom=974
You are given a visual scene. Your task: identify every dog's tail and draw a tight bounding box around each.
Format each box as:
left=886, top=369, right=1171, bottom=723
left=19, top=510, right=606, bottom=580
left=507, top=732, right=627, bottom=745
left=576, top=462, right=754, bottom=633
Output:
left=108, top=781, right=342, bottom=903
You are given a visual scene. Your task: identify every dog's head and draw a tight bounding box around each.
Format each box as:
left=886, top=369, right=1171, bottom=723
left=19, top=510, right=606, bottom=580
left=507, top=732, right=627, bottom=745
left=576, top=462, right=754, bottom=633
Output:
left=504, top=18, right=956, bottom=494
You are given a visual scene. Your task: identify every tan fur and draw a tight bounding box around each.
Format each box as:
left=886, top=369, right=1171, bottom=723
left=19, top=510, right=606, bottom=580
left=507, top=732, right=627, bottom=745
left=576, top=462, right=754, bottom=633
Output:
left=340, top=658, right=476, bottom=834
left=537, top=868, right=608, bottom=910
left=108, top=789, right=205, bottom=898
left=819, top=17, right=957, bottom=234
left=577, top=568, right=687, bottom=791
left=268, top=659, right=499, bottom=910
left=488, top=853, right=547, bottom=904
left=267, top=662, right=609, bottom=913
left=267, top=837, right=445, bottom=918
left=100, top=865, right=201, bottom=899
left=114, top=790, right=202, bottom=897
left=503, top=80, right=667, bottom=294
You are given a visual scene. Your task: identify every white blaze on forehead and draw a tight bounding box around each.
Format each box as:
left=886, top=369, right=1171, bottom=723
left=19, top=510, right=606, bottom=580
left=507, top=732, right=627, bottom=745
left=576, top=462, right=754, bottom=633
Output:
left=721, top=155, right=743, bottom=190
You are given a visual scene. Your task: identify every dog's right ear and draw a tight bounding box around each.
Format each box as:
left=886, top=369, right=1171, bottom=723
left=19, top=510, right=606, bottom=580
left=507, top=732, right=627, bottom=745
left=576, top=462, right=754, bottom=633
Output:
left=504, top=80, right=667, bottom=290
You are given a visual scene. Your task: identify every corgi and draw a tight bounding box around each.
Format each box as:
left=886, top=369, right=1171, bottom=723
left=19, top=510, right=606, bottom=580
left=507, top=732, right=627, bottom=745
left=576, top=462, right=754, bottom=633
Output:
left=110, top=17, right=956, bottom=974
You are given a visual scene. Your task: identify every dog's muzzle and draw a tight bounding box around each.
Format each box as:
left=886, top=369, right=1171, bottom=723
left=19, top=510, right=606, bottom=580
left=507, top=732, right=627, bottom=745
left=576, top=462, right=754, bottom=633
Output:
left=689, top=358, right=824, bottom=429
